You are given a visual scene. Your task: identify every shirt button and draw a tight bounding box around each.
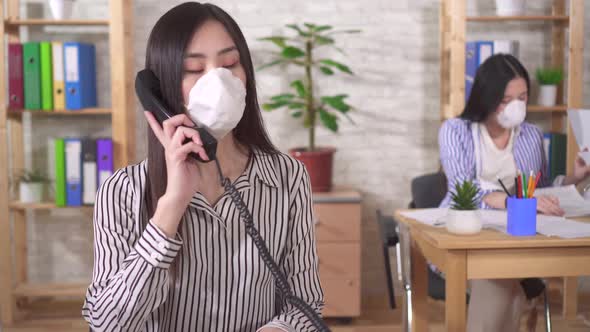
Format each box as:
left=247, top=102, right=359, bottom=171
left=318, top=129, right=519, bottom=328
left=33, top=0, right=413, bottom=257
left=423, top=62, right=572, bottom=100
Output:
left=158, top=242, right=167, bottom=250
left=150, top=252, right=162, bottom=260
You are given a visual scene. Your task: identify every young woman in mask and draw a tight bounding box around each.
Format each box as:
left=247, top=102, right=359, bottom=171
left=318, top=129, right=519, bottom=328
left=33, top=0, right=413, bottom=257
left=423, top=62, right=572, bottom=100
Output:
left=82, top=3, right=323, bottom=332
left=438, top=54, right=590, bottom=331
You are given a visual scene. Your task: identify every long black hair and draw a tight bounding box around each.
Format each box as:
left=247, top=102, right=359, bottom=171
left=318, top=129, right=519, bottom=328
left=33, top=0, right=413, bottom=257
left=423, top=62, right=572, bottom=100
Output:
left=460, top=53, right=530, bottom=122
left=144, top=2, right=277, bottom=221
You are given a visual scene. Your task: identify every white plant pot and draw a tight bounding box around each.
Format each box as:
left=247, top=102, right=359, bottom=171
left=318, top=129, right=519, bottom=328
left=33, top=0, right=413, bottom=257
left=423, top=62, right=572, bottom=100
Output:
left=19, top=182, right=44, bottom=203
left=538, top=85, right=557, bottom=107
left=495, top=0, right=527, bottom=16
left=445, top=209, right=482, bottom=235
left=48, top=0, right=75, bottom=20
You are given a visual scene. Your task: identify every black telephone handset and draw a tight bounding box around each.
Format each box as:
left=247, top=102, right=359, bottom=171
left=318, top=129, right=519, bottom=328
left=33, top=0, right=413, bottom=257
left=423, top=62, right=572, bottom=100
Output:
left=135, top=69, right=217, bottom=163
left=135, top=69, right=329, bottom=332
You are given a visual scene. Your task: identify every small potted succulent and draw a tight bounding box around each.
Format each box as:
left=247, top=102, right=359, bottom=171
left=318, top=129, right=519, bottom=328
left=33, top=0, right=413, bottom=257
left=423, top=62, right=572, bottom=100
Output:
left=536, top=67, right=563, bottom=107
left=258, top=23, right=359, bottom=192
left=446, top=180, right=482, bottom=235
left=17, top=169, right=49, bottom=203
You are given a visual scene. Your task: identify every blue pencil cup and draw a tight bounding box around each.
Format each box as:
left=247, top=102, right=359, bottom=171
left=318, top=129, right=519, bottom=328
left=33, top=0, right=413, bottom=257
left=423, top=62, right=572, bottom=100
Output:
left=507, top=197, right=537, bottom=236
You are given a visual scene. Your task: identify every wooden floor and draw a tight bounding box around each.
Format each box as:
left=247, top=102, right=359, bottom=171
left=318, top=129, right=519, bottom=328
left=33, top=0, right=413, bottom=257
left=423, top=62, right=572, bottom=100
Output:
left=2, top=294, right=590, bottom=332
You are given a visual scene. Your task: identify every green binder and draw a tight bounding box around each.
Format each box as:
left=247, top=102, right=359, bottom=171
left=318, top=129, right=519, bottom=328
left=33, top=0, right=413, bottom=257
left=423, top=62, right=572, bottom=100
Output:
left=23, top=42, right=41, bottom=110
left=55, top=138, right=66, bottom=206
left=40, top=42, right=53, bottom=111
left=550, top=133, right=567, bottom=182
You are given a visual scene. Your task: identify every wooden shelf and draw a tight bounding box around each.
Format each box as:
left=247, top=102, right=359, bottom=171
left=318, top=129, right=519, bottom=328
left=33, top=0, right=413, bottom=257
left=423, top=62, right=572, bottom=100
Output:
left=4, top=18, right=109, bottom=27
left=467, top=15, right=569, bottom=22
left=9, top=202, right=94, bottom=211
left=13, top=282, right=87, bottom=298
left=7, top=108, right=112, bottom=117
left=0, top=1, right=136, bottom=327
left=528, top=104, right=568, bottom=113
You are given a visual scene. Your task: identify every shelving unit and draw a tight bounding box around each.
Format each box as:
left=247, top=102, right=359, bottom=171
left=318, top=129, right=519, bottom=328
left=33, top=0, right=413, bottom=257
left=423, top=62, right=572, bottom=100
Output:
left=440, top=0, right=584, bottom=320
left=7, top=107, right=112, bottom=117
left=440, top=0, right=584, bottom=172
left=0, top=0, right=135, bottom=327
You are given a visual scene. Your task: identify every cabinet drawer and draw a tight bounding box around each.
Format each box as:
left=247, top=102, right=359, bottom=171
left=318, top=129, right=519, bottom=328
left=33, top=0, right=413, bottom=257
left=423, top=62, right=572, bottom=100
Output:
left=317, top=243, right=360, bottom=280
left=322, top=278, right=361, bottom=317
left=313, top=203, right=360, bottom=242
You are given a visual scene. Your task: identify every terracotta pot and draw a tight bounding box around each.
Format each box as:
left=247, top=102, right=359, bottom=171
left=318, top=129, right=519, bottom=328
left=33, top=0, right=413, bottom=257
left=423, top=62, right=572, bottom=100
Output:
left=289, top=147, right=335, bottom=192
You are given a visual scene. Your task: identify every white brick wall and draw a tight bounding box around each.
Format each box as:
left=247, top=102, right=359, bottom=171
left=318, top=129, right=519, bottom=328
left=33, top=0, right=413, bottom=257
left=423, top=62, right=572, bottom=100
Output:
left=20, top=0, right=590, bottom=299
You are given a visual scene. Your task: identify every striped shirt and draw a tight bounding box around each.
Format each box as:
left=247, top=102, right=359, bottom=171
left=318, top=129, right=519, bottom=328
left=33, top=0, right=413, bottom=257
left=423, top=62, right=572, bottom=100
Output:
left=82, top=150, right=324, bottom=332
left=438, top=118, right=551, bottom=208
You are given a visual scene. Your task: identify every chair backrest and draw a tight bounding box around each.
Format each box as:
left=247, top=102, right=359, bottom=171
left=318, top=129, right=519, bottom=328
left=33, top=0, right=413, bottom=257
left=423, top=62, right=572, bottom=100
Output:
left=410, top=172, right=447, bottom=208
left=376, top=209, right=398, bottom=246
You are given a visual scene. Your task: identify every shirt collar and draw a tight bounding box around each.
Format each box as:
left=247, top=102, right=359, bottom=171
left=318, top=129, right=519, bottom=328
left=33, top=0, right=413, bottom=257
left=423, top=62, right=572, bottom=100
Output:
left=187, top=149, right=279, bottom=213
left=249, top=149, right=279, bottom=188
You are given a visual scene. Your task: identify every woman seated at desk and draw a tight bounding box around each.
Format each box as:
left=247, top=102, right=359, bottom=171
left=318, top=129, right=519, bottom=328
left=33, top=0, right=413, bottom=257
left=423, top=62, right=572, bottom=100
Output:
left=438, top=54, right=590, bottom=331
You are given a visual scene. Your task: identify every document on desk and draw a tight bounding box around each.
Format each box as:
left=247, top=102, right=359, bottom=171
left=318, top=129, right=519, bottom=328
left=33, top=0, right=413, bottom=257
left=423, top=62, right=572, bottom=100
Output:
left=536, top=216, right=590, bottom=239
left=534, top=185, right=590, bottom=217
left=479, top=210, right=590, bottom=238
left=399, top=208, right=448, bottom=226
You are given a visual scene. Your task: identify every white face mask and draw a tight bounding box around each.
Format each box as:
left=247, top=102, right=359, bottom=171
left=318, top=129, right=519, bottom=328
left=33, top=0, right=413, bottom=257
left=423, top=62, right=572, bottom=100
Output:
left=497, top=99, right=526, bottom=129
left=185, top=67, right=246, bottom=140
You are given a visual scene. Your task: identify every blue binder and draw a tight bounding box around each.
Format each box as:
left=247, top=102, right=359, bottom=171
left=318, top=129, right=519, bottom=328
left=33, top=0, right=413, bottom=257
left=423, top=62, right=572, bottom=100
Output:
left=465, top=42, right=477, bottom=102
left=465, top=41, right=494, bottom=102
left=65, top=138, right=82, bottom=206
left=64, top=42, right=97, bottom=110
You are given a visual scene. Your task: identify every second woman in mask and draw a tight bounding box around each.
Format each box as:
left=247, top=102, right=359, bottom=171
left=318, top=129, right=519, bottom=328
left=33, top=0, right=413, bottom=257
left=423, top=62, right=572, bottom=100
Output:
left=438, top=54, right=590, bottom=331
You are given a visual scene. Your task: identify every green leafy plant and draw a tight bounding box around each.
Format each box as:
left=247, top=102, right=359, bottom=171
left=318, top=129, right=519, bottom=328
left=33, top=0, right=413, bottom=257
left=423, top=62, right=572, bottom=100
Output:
left=17, top=169, right=50, bottom=183
left=258, top=23, right=360, bottom=151
left=536, top=67, right=564, bottom=85
left=450, top=180, right=480, bottom=211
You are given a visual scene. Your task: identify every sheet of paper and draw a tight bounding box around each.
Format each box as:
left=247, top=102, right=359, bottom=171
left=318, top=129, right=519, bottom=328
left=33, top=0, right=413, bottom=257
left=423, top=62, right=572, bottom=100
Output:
left=579, top=151, right=590, bottom=165
left=534, top=185, right=590, bottom=217
left=399, top=208, right=448, bottom=227
left=536, top=216, right=590, bottom=239
left=568, top=109, right=590, bottom=149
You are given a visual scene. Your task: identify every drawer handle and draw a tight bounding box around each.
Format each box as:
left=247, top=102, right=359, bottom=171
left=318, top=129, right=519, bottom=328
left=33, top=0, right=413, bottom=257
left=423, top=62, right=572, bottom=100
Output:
left=313, top=217, right=321, bottom=225
left=347, top=280, right=354, bottom=286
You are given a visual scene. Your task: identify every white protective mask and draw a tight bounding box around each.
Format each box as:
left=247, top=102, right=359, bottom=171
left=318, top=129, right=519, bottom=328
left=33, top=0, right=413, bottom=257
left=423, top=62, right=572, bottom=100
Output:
left=497, top=99, right=526, bottom=129
left=185, top=67, right=246, bottom=140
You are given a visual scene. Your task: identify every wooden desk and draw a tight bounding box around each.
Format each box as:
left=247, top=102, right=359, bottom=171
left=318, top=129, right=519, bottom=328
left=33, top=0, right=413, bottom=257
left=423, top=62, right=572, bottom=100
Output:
left=394, top=210, right=590, bottom=332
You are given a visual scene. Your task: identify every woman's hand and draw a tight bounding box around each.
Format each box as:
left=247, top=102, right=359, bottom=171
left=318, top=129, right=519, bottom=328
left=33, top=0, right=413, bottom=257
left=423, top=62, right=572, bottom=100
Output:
left=536, top=195, right=565, bottom=216
left=144, top=111, right=208, bottom=237
left=483, top=191, right=508, bottom=209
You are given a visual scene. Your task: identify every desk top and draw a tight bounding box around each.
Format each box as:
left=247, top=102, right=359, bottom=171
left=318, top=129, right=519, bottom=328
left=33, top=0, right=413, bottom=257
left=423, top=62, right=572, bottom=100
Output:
left=312, top=187, right=361, bottom=204
left=394, top=209, right=590, bottom=250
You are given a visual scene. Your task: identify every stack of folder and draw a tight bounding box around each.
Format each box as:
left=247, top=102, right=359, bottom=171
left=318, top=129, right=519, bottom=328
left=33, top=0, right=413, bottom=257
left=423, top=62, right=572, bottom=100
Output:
left=8, top=41, right=97, bottom=111
left=50, top=138, right=113, bottom=206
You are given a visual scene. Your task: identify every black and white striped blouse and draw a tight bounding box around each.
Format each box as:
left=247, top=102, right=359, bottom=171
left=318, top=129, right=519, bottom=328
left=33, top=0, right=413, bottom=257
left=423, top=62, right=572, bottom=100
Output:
left=82, top=150, right=324, bottom=332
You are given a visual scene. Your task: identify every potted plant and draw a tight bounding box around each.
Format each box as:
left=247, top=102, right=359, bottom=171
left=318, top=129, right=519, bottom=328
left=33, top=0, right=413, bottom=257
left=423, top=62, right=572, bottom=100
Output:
left=495, top=0, right=527, bottom=16
left=17, top=169, right=49, bottom=203
left=446, top=180, right=482, bottom=235
left=259, top=23, right=359, bottom=192
left=536, top=67, right=563, bottom=107
left=48, top=0, right=76, bottom=20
